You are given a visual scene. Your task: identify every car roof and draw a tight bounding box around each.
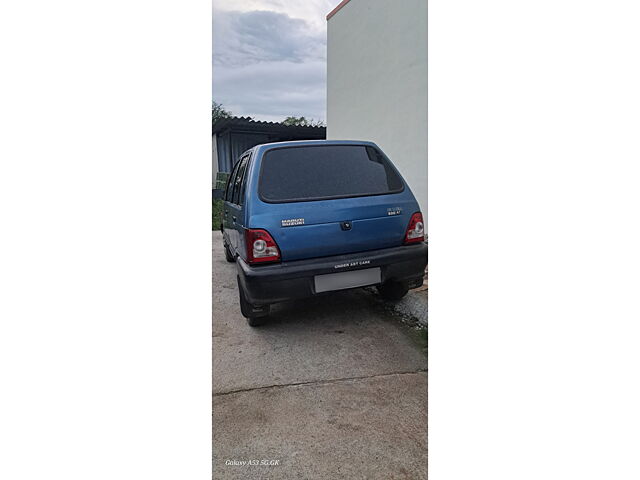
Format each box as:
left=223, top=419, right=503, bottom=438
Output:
left=252, top=139, right=378, bottom=153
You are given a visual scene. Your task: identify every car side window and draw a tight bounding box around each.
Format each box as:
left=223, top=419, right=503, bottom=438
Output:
left=232, top=156, right=249, bottom=205
left=238, top=153, right=252, bottom=206
left=226, top=161, right=241, bottom=202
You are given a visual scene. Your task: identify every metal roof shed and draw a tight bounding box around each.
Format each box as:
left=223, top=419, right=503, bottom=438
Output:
left=212, top=117, right=326, bottom=174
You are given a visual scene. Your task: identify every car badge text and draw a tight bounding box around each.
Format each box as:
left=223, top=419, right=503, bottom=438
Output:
left=387, top=207, right=402, bottom=216
left=281, top=218, right=305, bottom=227
left=334, top=260, right=371, bottom=269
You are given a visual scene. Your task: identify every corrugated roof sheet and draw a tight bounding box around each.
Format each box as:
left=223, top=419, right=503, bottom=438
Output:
left=212, top=116, right=326, bottom=134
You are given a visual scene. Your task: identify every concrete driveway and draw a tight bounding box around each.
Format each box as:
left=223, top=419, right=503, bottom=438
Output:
left=212, top=231, right=427, bottom=479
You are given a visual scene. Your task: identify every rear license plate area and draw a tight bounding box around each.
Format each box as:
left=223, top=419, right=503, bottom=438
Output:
left=314, top=267, right=381, bottom=293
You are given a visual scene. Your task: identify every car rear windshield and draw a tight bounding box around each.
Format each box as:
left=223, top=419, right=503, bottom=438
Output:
left=258, top=145, right=404, bottom=203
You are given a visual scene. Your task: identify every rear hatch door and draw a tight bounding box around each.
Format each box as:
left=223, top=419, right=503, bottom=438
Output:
left=253, top=144, right=418, bottom=261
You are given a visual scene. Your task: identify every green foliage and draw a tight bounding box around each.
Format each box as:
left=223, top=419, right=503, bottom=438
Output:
left=215, top=172, right=230, bottom=190
left=212, top=172, right=229, bottom=230
left=282, top=116, right=326, bottom=127
left=212, top=101, right=232, bottom=124
left=212, top=198, right=223, bottom=231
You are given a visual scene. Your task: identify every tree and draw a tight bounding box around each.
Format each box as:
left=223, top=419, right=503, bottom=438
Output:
left=282, top=116, right=326, bottom=127
left=212, top=101, right=232, bottom=124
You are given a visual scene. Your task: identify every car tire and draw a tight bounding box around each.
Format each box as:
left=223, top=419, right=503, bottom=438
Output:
left=245, top=315, right=267, bottom=327
left=377, top=281, right=409, bottom=301
left=238, top=277, right=269, bottom=327
left=224, top=243, right=235, bottom=263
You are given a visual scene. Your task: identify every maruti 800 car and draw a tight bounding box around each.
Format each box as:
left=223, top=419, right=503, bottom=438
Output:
left=221, top=140, right=427, bottom=326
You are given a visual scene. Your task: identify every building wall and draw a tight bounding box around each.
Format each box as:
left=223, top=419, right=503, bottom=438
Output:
left=327, top=0, right=427, bottom=216
left=213, top=124, right=326, bottom=174
left=212, top=133, right=219, bottom=188
left=215, top=131, right=270, bottom=173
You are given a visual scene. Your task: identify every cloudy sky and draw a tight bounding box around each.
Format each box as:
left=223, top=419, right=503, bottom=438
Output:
left=213, top=0, right=337, bottom=122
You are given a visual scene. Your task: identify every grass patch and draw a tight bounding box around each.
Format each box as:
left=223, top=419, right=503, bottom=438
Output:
left=212, top=198, right=223, bottom=231
left=417, top=327, right=427, bottom=351
left=406, top=325, right=427, bottom=355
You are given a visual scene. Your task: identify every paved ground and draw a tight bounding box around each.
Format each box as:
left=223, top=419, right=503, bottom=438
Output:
left=212, top=232, right=427, bottom=479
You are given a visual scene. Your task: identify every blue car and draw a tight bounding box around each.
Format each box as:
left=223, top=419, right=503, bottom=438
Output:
left=221, top=140, right=427, bottom=326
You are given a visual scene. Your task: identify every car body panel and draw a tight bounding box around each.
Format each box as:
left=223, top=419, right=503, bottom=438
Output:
left=222, top=140, right=426, bottom=305
left=226, top=140, right=420, bottom=262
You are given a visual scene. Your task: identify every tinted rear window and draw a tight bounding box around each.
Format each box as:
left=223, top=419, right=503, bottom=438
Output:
left=259, top=145, right=404, bottom=202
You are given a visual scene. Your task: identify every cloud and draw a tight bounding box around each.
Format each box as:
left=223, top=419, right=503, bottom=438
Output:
left=214, top=10, right=325, bottom=66
left=215, top=60, right=326, bottom=122
left=212, top=5, right=329, bottom=122
left=214, top=0, right=336, bottom=32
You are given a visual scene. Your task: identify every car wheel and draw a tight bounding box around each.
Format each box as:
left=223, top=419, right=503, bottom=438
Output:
left=237, top=277, right=269, bottom=326
left=245, top=314, right=267, bottom=327
left=377, top=280, right=408, bottom=301
left=224, top=243, right=235, bottom=263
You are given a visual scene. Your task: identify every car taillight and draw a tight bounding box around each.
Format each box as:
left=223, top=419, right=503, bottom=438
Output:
left=404, top=212, right=425, bottom=244
left=245, top=229, right=281, bottom=264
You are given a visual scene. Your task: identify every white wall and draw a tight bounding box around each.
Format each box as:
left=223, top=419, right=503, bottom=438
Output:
left=327, top=0, right=427, bottom=216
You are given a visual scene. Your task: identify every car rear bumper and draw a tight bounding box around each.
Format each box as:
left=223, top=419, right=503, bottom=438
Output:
left=236, top=243, right=428, bottom=305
